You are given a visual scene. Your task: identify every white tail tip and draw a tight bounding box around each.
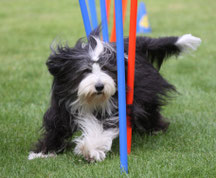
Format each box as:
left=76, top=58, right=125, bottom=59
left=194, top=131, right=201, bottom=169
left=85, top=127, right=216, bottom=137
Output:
left=175, top=34, right=201, bottom=53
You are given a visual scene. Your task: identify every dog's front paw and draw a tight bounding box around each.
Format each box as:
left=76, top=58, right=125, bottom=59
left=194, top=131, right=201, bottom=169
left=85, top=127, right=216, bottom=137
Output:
left=74, top=140, right=108, bottom=162
left=86, top=148, right=106, bottom=162
left=74, top=138, right=112, bottom=162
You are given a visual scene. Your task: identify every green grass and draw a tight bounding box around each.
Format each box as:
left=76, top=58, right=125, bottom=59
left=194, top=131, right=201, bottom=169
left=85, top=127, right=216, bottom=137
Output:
left=0, top=0, right=216, bottom=177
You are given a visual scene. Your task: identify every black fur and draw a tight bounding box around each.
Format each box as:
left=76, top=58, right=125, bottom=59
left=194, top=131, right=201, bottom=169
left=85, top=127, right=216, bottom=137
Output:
left=33, top=29, right=182, bottom=155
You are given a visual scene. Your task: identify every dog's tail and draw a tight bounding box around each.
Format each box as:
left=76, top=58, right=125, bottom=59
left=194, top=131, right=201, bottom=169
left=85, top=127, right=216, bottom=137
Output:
left=124, top=34, right=201, bottom=70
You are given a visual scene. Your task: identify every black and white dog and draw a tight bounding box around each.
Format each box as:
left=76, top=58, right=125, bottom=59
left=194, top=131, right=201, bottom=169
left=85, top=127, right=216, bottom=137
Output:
left=29, top=28, right=201, bottom=161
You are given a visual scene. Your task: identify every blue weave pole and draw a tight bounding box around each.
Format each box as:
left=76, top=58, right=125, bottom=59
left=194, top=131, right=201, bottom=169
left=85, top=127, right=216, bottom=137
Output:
left=88, top=0, right=98, bottom=29
left=100, top=0, right=109, bottom=42
left=79, top=0, right=92, bottom=37
left=114, top=0, right=128, bottom=174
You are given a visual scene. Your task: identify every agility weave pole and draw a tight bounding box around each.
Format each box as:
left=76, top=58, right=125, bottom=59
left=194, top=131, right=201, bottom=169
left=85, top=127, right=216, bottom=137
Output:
left=100, top=0, right=109, bottom=42
left=108, top=0, right=128, bottom=42
left=79, top=0, right=109, bottom=42
left=78, top=0, right=92, bottom=37
left=126, top=0, right=138, bottom=155
left=105, top=0, right=111, bottom=25
left=114, top=0, right=128, bottom=173
left=88, top=0, right=98, bottom=29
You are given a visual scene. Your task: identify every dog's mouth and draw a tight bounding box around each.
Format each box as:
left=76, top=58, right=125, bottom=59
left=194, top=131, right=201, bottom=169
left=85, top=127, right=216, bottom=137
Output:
left=85, top=92, right=108, bottom=104
left=96, top=92, right=103, bottom=95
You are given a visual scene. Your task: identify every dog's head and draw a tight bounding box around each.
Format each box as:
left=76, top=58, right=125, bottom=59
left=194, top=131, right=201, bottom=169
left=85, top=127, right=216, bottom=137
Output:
left=47, top=30, right=118, bottom=114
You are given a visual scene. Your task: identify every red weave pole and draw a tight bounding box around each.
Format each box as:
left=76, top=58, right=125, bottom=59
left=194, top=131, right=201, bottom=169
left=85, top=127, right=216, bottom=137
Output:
left=110, top=0, right=127, bottom=42
left=110, top=2, right=116, bottom=42
left=126, top=0, right=138, bottom=154
left=105, top=0, right=111, bottom=25
left=122, top=0, right=128, bottom=26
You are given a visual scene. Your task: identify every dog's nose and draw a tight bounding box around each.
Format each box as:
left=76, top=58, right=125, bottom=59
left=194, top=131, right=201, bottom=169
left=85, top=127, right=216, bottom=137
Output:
left=95, top=83, right=104, bottom=92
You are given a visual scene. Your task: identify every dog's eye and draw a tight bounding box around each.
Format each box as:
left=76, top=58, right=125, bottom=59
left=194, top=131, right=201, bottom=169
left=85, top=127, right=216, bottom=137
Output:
left=102, top=64, right=117, bottom=72
left=83, top=69, right=91, bottom=75
left=101, top=66, right=117, bottom=81
left=76, top=68, right=91, bottom=77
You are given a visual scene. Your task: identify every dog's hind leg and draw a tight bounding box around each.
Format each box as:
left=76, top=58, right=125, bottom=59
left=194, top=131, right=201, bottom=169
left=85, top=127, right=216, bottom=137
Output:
left=133, top=113, right=170, bottom=134
left=149, top=113, right=170, bottom=134
left=131, top=102, right=170, bottom=134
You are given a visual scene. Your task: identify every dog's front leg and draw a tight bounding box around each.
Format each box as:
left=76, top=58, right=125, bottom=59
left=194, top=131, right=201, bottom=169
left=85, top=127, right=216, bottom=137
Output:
left=74, top=116, right=118, bottom=162
left=29, top=95, right=76, bottom=160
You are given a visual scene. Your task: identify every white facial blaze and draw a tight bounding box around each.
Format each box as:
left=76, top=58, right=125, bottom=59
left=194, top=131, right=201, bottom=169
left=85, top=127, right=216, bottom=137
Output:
left=89, top=37, right=104, bottom=62
left=91, top=63, right=106, bottom=84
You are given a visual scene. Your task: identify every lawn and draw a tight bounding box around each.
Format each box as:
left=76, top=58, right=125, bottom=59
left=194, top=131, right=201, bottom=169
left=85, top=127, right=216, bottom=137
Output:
left=0, top=0, right=216, bottom=177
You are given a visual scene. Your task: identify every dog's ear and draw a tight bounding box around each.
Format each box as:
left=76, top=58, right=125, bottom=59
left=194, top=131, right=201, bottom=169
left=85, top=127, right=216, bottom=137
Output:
left=46, top=56, right=69, bottom=76
left=46, top=45, right=72, bottom=76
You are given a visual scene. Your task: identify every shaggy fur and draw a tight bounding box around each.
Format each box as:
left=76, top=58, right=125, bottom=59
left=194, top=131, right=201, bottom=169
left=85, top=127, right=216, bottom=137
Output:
left=29, top=28, right=201, bottom=161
